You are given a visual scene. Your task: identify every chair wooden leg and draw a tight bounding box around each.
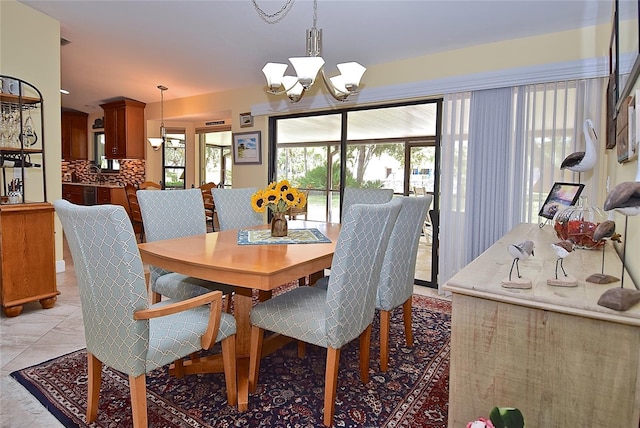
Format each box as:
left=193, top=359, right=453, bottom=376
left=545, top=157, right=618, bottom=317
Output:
left=151, top=291, right=162, bottom=304
left=324, top=347, right=341, bottom=427
left=173, top=357, right=185, bottom=378
left=359, top=324, right=372, bottom=383
left=258, top=290, right=272, bottom=302
left=402, top=297, right=413, bottom=347
left=297, top=276, right=307, bottom=286
left=380, top=310, right=391, bottom=372
left=86, top=352, right=102, bottom=423
left=249, top=326, right=264, bottom=393
left=129, top=374, right=148, bottom=428
left=221, top=335, right=238, bottom=406
left=298, top=341, right=306, bottom=358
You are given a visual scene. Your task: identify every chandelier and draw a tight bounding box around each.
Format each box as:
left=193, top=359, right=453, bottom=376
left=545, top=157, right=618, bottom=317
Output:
left=256, top=0, right=366, bottom=103
left=148, top=85, right=167, bottom=151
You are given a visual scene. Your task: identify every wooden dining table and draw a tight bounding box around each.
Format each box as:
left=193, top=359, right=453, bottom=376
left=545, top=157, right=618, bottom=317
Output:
left=138, top=220, right=340, bottom=411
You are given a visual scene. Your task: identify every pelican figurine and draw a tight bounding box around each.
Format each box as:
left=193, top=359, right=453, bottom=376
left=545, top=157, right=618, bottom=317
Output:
left=551, top=240, right=574, bottom=279
left=507, top=241, right=534, bottom=281
left=560, top=119, right=597, bottom=172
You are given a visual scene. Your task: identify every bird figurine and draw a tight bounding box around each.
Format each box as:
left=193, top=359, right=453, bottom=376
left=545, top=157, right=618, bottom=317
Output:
left=548, top=239, right=577, bottom=286
left=586, top=220, right=621, bottom=284
left=507, top=241, right=535, bottom=281
left=560, top=119, right=597, bottom=173
left=603, top=158, right=640, bottom=217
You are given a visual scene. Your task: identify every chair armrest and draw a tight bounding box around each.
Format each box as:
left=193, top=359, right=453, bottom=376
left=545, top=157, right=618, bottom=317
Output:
left=133, top=290, right=223, bottom=350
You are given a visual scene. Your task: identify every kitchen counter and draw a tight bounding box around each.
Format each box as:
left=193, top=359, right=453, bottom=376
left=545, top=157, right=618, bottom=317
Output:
left=62, top=182, right=124, bottom=189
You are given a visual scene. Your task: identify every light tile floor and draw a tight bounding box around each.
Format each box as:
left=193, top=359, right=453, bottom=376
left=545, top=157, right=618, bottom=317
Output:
left=0, top=240, right=445, bottom=427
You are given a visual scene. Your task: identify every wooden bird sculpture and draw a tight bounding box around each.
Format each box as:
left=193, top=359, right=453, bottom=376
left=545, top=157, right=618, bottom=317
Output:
left=507, top=241, right=535, bottom=281
left=561, top=119, right=597, bottom=173
left=587, top=220, right=621, bottom=284
left=603, top=158, right=640, bottom=217
left=551, top=240, right=574, bottom=280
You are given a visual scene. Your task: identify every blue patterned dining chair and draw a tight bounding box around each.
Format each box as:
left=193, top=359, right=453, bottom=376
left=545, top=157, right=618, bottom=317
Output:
left=248, top=200, right=402, bottom=426
left=53, top=200, right=237, bottom=427
left=341, top=187, right=394, bottom=221
left=376, top=195, right=431, bottom=371
left=317, top=196, right=432, bottom=371
left=137, top=188, right=234, bottom=306
left=212, top=187, right=263, bottom=230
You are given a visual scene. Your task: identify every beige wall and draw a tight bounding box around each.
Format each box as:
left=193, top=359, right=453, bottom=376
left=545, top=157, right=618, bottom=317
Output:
left=1, top=0, right=63, bottom=268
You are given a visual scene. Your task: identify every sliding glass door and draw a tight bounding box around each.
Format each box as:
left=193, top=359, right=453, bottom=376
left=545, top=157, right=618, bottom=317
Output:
left=270, top=100, right=441, bottom=287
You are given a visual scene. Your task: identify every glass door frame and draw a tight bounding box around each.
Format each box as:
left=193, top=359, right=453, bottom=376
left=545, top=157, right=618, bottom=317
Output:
left=268, top=98, right=442, bottom=288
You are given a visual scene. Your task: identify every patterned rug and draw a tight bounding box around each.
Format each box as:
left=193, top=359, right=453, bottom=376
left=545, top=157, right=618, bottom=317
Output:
left=10, top=295, right=450, bottom=427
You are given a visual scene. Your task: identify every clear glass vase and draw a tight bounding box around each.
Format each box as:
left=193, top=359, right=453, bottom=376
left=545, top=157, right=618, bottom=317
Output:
left=553, top=196, right=606, bottom=250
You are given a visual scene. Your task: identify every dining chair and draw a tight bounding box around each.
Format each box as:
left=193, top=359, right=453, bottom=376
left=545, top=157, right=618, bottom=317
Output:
left=249, top=200, right=402, bottom=426
left=124, top=183, right=145, bottom=241
left=138, top=180, right=162, bottom=190
left=199, top=181, right=218, bottom=231
left=341, top=187, right=394, bottom=221
left=212, top=187, right=263, bottom=230
left=53, top=200, right=237, bottom=427
left=287, top=189, right=309, bottom=220
left=137, top=188, right=234, bottom=305
left=375, top=195, right=431, bottom=371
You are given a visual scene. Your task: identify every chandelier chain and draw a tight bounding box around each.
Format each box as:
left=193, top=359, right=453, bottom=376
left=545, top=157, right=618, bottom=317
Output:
left=312, top=0, right=317, bottom=28
left=252, top=0, right=295, bottom=24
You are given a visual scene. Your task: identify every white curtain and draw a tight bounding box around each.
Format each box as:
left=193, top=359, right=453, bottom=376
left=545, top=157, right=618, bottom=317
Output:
left=438, top=78, right=605, bottom=291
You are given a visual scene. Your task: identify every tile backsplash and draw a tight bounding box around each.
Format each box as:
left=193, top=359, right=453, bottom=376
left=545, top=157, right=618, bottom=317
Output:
left=62, top=159, right=146, bottom=185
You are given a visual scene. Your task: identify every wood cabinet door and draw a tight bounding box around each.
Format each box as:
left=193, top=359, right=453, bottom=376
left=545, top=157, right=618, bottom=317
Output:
left=62, top=184, right=83, bottom=205
left=61, top=110, right=88, bottom=160
left=101, top=99, right=145, bottom=159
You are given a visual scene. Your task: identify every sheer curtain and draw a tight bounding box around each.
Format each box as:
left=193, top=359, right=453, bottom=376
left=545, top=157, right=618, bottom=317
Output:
left=439, top=78, right=605, bottom=291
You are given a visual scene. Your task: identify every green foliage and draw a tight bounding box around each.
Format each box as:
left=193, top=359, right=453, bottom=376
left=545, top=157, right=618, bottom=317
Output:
left=296, top=162, right=381, bottom=190
left=489, top=407, right=525, bottom=428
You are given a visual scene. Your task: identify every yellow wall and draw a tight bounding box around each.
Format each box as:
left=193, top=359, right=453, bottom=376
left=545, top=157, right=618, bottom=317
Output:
left=1, top=0, right=63, bottom=269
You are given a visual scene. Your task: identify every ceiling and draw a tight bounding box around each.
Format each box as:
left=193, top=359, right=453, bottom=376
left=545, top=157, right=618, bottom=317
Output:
left=19, top=0, right=614, bottom=120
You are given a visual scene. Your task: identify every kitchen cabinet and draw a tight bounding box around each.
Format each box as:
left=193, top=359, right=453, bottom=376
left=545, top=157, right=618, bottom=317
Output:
left=0, top=202, right=58, bottom=317
left=62, top=183, right=127, bottom=209
left=100, top=99, right=146, bottom=159
left=62, top=183, right=83, bottom=205
left=61, top=109, right=88, bottom=160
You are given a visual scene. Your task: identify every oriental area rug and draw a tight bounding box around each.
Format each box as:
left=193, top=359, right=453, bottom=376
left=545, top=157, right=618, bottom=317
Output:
left=11, top=295, right=451, bottom=428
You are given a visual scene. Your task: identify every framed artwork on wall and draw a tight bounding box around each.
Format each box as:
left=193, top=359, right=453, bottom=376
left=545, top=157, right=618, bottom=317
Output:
left=232, top=131, right=262, bottom=165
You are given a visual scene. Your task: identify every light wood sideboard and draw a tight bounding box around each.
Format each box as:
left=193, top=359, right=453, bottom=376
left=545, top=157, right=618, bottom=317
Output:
left=444, top=223, right=640, bottom=427
left=0, top=202, right=58, bottom=316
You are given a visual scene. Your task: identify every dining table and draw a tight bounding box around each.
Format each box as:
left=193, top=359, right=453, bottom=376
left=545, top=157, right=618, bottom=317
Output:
left=138, top=220, right=340, bottom=411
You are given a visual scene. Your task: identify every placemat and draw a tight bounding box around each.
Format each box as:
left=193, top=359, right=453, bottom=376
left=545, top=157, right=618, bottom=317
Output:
left=237, top=228, right=332, bottom=245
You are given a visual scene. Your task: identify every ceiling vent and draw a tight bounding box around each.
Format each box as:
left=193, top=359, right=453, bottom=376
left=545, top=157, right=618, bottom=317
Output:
left=205, top=120, right=225, bottom=126
left=60, top=37, right=71, bottom=46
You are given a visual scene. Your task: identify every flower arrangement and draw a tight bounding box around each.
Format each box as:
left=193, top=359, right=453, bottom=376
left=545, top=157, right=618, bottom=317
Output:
left=251, top=179, right=307, bottom=214
left=468, top=407, right=524, bottom=428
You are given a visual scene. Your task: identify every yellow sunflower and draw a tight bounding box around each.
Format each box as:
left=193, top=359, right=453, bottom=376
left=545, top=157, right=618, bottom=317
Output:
left=251, top=190, right=267, bottom=213
left=264, top=188, right=281, bottom=206
left=297, top=190, right=307, bottom=208
left=276, top=179, right=291, bottom=193
left=282, top=188, right=298, bottom=207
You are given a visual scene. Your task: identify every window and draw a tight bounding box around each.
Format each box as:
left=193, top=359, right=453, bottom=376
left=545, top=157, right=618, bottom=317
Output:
left=162, top=129, right=186, bottom=189
left=94, top=132, right=119, bottom=171
left=199, top=130, right=232, bottom=187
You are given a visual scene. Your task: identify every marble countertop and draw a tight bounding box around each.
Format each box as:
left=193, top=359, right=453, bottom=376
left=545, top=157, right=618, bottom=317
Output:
left=443, top=223, right=640, bottom=326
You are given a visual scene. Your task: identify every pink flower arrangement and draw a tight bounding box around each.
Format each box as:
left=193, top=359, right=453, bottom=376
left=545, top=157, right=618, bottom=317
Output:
left=467, top=418, right=495, bottom=428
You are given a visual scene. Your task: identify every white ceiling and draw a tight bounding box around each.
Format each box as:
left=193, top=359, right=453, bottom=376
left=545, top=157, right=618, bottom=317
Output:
left=19, top=0, right=614, bottom=119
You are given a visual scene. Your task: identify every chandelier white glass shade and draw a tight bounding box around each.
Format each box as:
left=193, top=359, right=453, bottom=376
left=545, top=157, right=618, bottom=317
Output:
left=261, top=2, right=366, bottom=103
left=148, top=85, right=168, bottom=151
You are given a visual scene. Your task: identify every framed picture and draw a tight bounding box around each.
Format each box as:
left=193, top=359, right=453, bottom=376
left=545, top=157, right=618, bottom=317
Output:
left=232, top=131, right=262, bottom=165
left=239, top=112, right=253, bottom=128
left=538, top=182, right=585, bottom=220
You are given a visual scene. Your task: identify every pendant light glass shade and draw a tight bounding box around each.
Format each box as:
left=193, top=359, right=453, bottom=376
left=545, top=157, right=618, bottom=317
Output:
left=148, top=85, right=167, bottom=151
left=289, top=56, right=325, bottom=89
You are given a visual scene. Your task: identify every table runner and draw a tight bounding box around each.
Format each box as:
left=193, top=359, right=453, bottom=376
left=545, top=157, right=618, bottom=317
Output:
left=237, top=228, right=331, bottom=245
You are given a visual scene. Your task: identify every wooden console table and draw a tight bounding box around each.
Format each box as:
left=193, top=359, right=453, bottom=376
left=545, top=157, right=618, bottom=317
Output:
left=444, top=223, right=639, bottom=427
